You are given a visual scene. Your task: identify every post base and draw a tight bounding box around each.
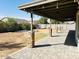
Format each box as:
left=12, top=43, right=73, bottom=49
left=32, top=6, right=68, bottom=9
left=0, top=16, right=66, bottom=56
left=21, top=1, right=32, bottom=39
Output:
left=49, top=29, right=52, bottom=37
left=31, top=31, right=35, bottom=48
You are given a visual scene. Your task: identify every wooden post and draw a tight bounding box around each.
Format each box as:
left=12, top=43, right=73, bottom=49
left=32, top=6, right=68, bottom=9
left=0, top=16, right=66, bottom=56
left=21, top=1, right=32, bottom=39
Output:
left=49, top=19, right=52, bottom=37
left=47, top=19, right=52, bottom=37
left=76, top=9, right=79, bottom=47
left=50, top=28, right=52, bottom=37
left=30, top=12, right=35, bottom=48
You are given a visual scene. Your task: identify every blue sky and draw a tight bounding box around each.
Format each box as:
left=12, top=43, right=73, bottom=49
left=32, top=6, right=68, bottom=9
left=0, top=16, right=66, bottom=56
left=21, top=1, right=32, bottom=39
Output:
left=0, top=0, right=40, bottom=20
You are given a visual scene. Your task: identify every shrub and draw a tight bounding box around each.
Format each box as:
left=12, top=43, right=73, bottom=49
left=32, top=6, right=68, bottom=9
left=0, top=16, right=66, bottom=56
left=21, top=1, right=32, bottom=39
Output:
left=0, top=17, right=37, bottom=33
left=19, top=23, right=30, bottom=30
left=0, top=21, right=7, bottom=32
left=19, top=23, right=36, bottom=30
left=38, top=17, right=48, bottom=24
left=33, top=24, right=36, bottom=29
left=4, top=18, right=19, bottom=32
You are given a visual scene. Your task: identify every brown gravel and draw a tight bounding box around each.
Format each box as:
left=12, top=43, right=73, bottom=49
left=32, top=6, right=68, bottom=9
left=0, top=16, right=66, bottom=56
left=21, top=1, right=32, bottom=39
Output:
left=0, top=29, right=48, bottom=57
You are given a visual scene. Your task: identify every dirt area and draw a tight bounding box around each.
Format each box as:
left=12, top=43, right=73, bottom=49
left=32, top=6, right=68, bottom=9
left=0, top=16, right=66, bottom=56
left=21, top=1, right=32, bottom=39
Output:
left=0, top=29, right=49, bottom=58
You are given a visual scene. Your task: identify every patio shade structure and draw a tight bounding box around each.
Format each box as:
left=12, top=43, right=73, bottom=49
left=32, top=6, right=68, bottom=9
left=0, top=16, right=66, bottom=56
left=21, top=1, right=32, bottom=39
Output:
left=19, top=0, right=78, bottom=21
left=18, top=0, right=79, bottom=47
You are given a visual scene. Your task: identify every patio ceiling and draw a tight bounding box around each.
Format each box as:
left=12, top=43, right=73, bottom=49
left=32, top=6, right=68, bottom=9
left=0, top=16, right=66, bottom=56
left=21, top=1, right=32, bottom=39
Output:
left=18, top=0, right=78, bottom=21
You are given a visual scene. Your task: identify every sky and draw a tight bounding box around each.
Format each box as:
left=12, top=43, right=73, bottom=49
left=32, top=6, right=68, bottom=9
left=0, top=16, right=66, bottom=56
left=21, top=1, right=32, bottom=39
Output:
left=0, top=0, right=40, bottom=20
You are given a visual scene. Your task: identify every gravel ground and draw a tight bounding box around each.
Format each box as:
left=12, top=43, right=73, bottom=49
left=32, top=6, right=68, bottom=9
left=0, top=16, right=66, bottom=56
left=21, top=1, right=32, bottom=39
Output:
left=4, top=29, right=79, bottom=59
left=3, top=24, right=79, bottom=59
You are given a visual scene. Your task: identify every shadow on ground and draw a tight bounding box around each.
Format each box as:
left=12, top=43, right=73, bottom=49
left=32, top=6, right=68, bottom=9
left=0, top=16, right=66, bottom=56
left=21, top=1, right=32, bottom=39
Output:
left=51, top=35, right=61, bottom=37
left=5, top=56, right=15, bottom=59
left=34, top=30, right=77, bottom=48
left=64, top=30, right=77, bottom=46
left=1, top=30, right=77, bottom=50
left=0, top=42, right=25, bottom=51
left=34, top=43, right=64, bottom=48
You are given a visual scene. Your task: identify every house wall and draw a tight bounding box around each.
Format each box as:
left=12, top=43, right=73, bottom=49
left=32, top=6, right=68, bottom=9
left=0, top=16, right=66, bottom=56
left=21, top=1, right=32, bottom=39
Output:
left=38, top=24, right=75, bottom=31
left=2, top=18, right=8, bottom=22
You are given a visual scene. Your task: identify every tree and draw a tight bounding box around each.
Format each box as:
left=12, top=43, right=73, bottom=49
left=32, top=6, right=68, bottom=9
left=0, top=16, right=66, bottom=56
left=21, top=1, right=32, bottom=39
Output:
left=19, top=23, right=30, bottom=30
left=19, top=22, right=36, bottom=30
left=51, top=19, right=64, bottom=24
left=38, top=17, right=48, bottom=24
left=5, top=18, right=19, bottom=32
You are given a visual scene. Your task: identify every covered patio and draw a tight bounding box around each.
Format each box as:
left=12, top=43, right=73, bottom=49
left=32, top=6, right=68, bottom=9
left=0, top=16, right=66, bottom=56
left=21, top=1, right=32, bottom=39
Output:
left=18, top=0, right=79, bottom=47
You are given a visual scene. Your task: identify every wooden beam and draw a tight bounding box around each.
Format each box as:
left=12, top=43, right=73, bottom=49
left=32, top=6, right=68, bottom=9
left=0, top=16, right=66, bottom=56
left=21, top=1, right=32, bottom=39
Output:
left=34, top=3, right=77, bottom=13
left=35, top=1, right=75, bottom=11
left=19, top=0, right=74, bottom=10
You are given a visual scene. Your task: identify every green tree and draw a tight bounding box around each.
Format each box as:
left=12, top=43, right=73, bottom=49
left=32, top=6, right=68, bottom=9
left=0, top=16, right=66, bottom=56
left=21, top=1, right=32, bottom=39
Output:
left=19, top=22, right=36, bottom=30
left=5, top=18, right=19, bottom=32
left=19, top=23, right=30, bottom=30
left=51, top=19, right=64, bottom=24
left=38, top=17, right=48, bottom=24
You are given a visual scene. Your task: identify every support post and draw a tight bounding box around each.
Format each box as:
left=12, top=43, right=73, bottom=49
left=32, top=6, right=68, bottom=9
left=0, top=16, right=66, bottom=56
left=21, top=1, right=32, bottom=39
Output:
left=49, top=27, right=52, bottom=37
left=76, top=9, right=79, bottom=47
left=30, top=12, right=35, bottom=48
left=49, top=19, right=52, bottom=37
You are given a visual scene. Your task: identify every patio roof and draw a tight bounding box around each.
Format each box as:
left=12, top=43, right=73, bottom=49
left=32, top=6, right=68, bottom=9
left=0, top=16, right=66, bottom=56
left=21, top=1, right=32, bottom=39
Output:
left=18, top=0, right=78, bottom=21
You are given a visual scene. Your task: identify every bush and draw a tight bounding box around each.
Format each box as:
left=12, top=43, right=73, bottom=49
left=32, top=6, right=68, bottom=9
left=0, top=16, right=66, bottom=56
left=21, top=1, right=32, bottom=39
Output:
left=19, top=23, right=30, bottom=30
left=19, top=23, right=36, bottom=30
left=5, top=18, right=19, bottom=32
left=33, top=24, right=36, bottom=29
left=0, top=21, right=7, bottom=32
left=0, top=17, right=36, bottom=33
left=38, top=17, right=48, bottom=24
